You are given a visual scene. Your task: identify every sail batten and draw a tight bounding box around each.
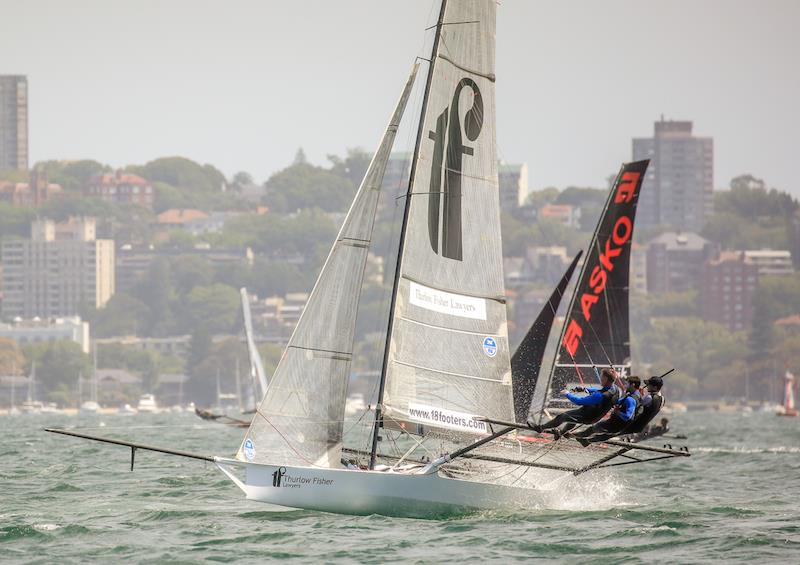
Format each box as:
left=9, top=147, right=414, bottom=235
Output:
left=238, top=63, right=420, bottom=467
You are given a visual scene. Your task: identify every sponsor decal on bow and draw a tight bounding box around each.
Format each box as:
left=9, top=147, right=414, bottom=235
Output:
left=271, top=466, right=335, bottom=489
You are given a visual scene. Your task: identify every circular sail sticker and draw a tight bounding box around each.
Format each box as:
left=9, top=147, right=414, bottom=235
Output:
left=243, top=438, right=256, bottom=461
left=482, top=336, right=497, bottom=358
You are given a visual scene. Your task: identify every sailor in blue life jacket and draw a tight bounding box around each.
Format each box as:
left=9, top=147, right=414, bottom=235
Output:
left=573, top=375, right=642, bottom=446
left=622, top=376, right=665, bottom=439
left=528, top=367, right=621, bottom=441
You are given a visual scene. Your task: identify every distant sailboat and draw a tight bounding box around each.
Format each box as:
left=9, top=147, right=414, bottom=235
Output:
left=9, top=368, right=20, bottom=416
left=778, top=371, right=798, bottom=417
left=195, top=288, right=268, bottom=427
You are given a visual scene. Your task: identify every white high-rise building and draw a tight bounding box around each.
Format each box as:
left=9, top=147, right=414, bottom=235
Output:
left=1, top=218, right=115, bottom=319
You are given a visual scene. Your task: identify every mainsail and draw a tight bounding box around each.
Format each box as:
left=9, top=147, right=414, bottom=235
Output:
left=375, top=0, right=514, bottom=453
left=536, top=160, right=649, bottom=414
left=238, top=64, right=420, bottom=468
left=511, top=250, right=582, bottom=423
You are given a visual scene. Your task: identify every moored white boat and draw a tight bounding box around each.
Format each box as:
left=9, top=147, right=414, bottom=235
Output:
left=137, top=394, right=159, bottom=413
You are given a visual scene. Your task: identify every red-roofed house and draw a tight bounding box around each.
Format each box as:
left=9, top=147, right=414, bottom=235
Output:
left=775, top=314, right=800, bottom=334
left=85, top=170, right=154, bottom=209
left=156, top=208, right=209, bottom=228
left=538, top=203, right=581, bottom=228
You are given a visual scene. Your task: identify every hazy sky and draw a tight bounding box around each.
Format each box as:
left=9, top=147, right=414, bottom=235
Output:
left=1, top=0, right=798, bottom=195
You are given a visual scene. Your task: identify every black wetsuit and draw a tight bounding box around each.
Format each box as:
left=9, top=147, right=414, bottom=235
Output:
left=575, top=392, right=641, bottom=443
left=624, top=392, right=665, bottom=435
left=536, top=384, right=620, bottom=433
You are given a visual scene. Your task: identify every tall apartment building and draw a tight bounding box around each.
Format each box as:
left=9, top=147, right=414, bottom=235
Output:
left=700, top=251, right=759, bottom=332
left=633, top=118, right=713, bottom=232
left=1, top=218, right=115, bottom=319
left=0, top=75, right=28, bottom=171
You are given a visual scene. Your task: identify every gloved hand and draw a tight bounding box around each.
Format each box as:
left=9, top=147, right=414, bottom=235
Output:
left=570, top=387, right=585, bottom=393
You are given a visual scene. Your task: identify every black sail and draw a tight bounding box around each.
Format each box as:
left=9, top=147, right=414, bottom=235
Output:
left=511, top=250, right=582, bottom=422
left=537, top=160, right=649, bottom=413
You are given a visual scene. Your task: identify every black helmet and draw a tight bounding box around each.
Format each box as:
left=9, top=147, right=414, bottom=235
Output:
left=644, top=376, right=663, bottom=390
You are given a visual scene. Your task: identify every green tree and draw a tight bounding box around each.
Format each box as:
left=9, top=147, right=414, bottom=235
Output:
left=0, top=203, right=35, bottom=240
left=24, top=341, right=92, bottom=403
left=328, top=148, right=371, bottom=189
left=93, top=293, right=151, bottom=337
left=129, top=157, right=226, bottom=194
left=0, top=337, right=25, bottom=374
left=188, top=327, right=212, bottom=376
left=184, top=284, right=240, bottom=334
left=263, top=161, right=356, bottom=213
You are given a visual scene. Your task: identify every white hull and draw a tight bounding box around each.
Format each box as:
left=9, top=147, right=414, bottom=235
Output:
left=216, top=459, right=554, bottom=518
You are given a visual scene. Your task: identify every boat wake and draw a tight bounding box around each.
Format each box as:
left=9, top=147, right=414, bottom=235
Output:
left=537, top=472, right=630, bottom=512
left=693, top=446, right=800, bottom=454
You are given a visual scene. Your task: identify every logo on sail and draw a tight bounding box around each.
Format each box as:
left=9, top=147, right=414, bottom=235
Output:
left=427, top=78, right=484, bottom=261
left=272, top=466, right=287, bottom=487
left=482, top=336, right=498, bottom=357
left=243, top=438, right=255, bottom=461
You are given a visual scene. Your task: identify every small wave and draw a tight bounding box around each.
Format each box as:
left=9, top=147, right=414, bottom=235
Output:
left=693, top=446, right=800, bottom=454
left=140, top=509, right=213, bottom=521
left=637, top=524, right=679, bottom=535
left=0, top=525, right=50, bottom=540
left=48, top=482, right=84, bottom=493
left=34, top=523, right=60, bottom=532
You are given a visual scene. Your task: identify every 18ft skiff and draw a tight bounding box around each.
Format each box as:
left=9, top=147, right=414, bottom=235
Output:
left=47, top=0, right=688, bottom=518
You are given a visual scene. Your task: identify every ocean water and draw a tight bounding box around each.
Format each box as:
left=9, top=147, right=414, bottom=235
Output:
left=1, top=411, right=798, bottom=563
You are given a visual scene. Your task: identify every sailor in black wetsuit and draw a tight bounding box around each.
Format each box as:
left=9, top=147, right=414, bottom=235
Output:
left=528, top=368, right=620, bottom=440
left=574, top=376, right=642, bottom=446
left=623, top=376, right=665, bottom=437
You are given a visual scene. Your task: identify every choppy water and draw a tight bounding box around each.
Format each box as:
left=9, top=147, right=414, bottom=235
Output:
left=1, top=411, right=798, bottom=563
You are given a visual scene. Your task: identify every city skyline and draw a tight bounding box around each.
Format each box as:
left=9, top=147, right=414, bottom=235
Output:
left=1, top=1, right=799, bottom=197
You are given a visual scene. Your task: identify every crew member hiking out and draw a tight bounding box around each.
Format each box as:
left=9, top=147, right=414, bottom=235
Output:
left=572, top=375, right=642, bottom=446
left=528, top=368, right=620, bottom=440
left=622, top=376, right=665, bottom=439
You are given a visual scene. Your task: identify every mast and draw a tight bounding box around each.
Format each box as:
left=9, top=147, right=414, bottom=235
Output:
left=369, top=0, right=448, bottom=470
left=92, top=346, right=98, bottom=403
left=28, top=360, right=35, bottom=403
left=235, top=357, right=242, bottom=412
left=10, top=364, right=16, bottom=412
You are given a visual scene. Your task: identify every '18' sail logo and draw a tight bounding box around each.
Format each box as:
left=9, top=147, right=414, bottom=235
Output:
left=427, top=78, right=484, bottom=261
left=272, top=466, right=286, bottom=487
